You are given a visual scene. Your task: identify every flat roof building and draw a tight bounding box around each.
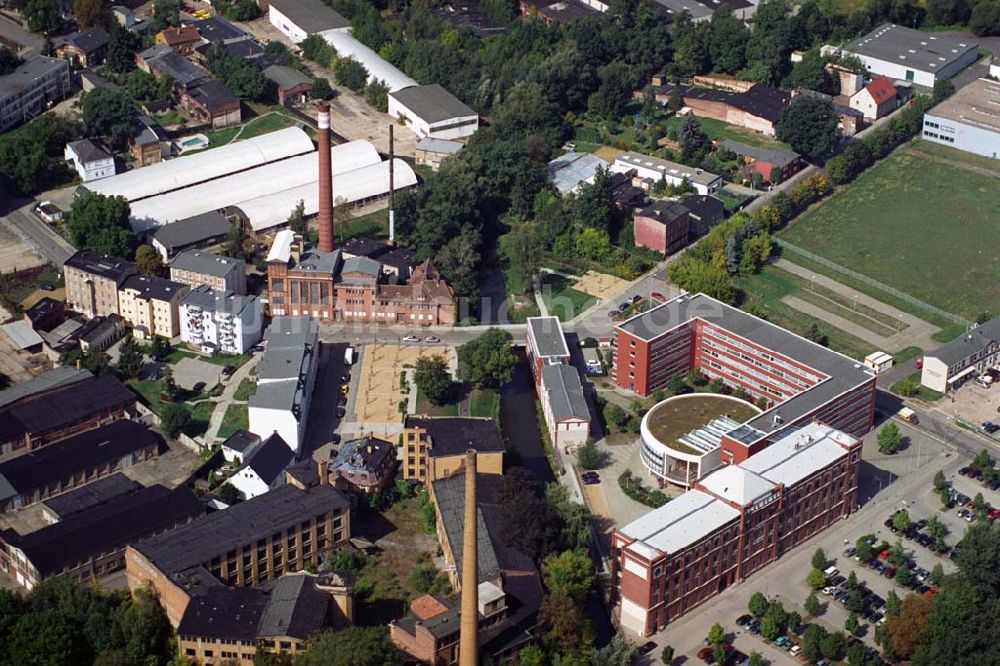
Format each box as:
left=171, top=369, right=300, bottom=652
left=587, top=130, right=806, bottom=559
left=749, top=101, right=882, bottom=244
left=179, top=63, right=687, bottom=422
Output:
left=547, top=151, right=607, bottom=195
left=613, top=422, right=862, bottom=635
left=267, top=0, right=350, bottom=43
left=0, top=55, right=70, bottom=132
left=612, top=152, right=723, bottom=196
left=170, top=248, right=247, bottom=295
left=844, top=24, right=978, bottom=87
left=922, top=78, right=1000, bottom=159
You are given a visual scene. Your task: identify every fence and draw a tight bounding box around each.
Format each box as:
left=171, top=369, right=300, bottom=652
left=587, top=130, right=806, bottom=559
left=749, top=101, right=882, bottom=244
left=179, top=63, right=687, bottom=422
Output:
left=774, top=239, right=971, bottom=326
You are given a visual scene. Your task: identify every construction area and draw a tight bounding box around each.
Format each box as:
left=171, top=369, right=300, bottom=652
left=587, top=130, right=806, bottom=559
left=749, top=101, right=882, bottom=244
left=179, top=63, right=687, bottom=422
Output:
left=573, top=270, right=631, bottom=301
left=352, top=343, right=451, bottom=430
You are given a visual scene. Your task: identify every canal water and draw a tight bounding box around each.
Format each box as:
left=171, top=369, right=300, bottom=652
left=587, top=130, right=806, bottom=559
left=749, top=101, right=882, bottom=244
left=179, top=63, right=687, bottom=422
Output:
left=499, top=352, right=613, bottom=647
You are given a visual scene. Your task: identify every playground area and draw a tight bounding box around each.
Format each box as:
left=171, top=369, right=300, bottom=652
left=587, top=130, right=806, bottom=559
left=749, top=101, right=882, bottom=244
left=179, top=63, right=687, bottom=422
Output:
left=572, top=270, right=630, bottom=301
left=354, top=343, right=451, bottom=424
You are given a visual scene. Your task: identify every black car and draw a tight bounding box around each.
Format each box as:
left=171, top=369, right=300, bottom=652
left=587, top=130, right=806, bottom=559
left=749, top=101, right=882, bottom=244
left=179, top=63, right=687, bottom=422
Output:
left=748, top=621, right=760, bottom=635
left=221, top=365, right=235, bottom=377
left=342, top=373, right=351, bottom=383
left=338, top=395, right=348, bottom=406
left=884, top=517, right=898, bottom=532
left=914, top=518, right=928, bottom=530
left=336, top=407, right=346, bottom=418
left=330, top=434, right=341, bottom=446
left=193, top=382, right=206, bottom=393
left=736, top=614, right=753, bottom=628
left=637, top=641, right=657, bottom=656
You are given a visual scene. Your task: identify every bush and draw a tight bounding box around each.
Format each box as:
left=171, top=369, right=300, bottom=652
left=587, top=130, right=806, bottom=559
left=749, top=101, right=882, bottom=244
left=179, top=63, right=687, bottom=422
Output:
left=160, top=403, right=191, bottom=438
left=576, top=440, right=604, bottom=470
left=618, top=470, right=669, bottom=508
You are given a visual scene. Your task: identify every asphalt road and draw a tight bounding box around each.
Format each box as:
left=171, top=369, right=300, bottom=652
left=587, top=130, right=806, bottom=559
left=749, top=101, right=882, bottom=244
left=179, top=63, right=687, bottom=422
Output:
left=0, top=201, right=75, bottom=267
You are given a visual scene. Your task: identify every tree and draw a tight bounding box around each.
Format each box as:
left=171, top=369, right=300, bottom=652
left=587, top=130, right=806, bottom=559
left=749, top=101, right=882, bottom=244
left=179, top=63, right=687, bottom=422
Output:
left=929, top=563, right=945, bottom=586
left=803, top=623, right=828, bottom=662
left=543, top=549, right=593, bottom=605
left=151, top=0, right=183, bottom=29
left=588, top=60, right=636, bottom=120
left=811, top=547, right=827, bottom=569
left=748, top=653, right=764, bottom=666
left=970, top=0, right=1000, bottom=36
left=759, top=602, right=785, bottom=641
left=679, top=114, right=710, bottom=165
left=933, top=470, right=948, bottom=491
left=888, top=540, right=907, bottom=567
left=708, top=8, right=748, bottom=72
left=927, top=0, right=970, bottom=25
left=846, top=570, right=858, bottom=590
left=160, top=403, right=190, bottom=438
left=806, top=567, right=827, bottom=590
left=116, top=333, right=144, bottom=379
left=0, top=46, right=22, bottom=76
left=335, top=58, right=368, bottom=91
left=310, top=77, right=334, bottom=100
left=804, top=592, right=822, bottom=617
left=805, top=322, right=828, bottom=346
left=500, top=223, right=540, bottom=295
left=436, top=235, right=481, bottom=301
left=592, top=634, right=637, bottom=665
left=539, top=590, right=595, bottom=659
left=885, top=592, right=932, bottom=659
left=287, top=200, right=307, bottom=235
left=878, top=422, right=903, bottom=454
left=707, top=622, right=725, bottom=646
left=895, top=564, right=913, bottom=587
left=776, top=96, right=840, bottom=161
left=939, top=486, right=953, bottom=509
left=25, top=0, right=62, bottom=34
left=457, top=328, right=517, bottom=388
left=576, top=440, right=603, bottom=470
left=895, top=377, right=918, bottom=396
left=787, top=49, right=835, bottom=93
left=67, top=193, right=135, bottom=258
left=845, top=613, right=860, bottom=636
left=106, top=23, right=140, bottom=74
left=661, top=645, right=675, bottom=664
left=413, top=355, right=455, bottom=406
left=61, top=348, right=111, bottom=375
left=893, top=509, right=911, bottom=532
left=885, top=589, right=901, bottom=615
left=973, top=448, right=993, bottom=472
left=134, top=244, right=163, bottom=275
left=748, top=591, right=769, bottom=618
left=83, top=89, right=135, bottom=148
left=787, top=610, right=801, bottom=634
left=820, top=631, right=847, bottom=660
left=73, top=0, right=111, bottom=27
left=296, top=627, right=400, bottom=666
left=150, top=336, right=171, bottom=361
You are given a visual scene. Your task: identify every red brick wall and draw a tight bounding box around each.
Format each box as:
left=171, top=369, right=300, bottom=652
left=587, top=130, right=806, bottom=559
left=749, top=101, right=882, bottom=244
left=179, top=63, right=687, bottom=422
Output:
left=633, top=215, right=667, bottom=254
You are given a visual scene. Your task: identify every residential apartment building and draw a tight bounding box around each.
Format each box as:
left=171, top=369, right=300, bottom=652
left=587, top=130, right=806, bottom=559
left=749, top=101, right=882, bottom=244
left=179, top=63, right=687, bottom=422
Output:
left=849, top=76, right=899, bottom=121
left=266, top=230, right=457, bottom=325
left=118, top=274, right=189, bottom=339
left=248, top=316, right=319, bottom=452
left=612, top=152, right=722, bottom=195
left=63, top=250, right=136, bottom=319
left=180, top=285, right=261, bottom=354
left=633, top=200, right=691, bottom=255
left=612, top=293, right=875, bottom=465
left=129, top=114, right=170, bottom=166
left=125, top=483, right=351, bottom=627
left=613, top=422, right=862, bottom=636
left=0, top=420, right=157, bottom=514
left=0, top=374, right=138, bottom=460
left=64, top=139, right=116, bottom=182
left=921, top=316, right=1000, bottom=392
left=922, top=78, right=1000, bottom=159
left=526, top=316, right=591, bottom=450
left=54, top=28, right=109, bottom=67
left=400, top=416, right=505, bottom=482
left=0, top=56, right=70, bottom=132
left=0, top=482, right=201, bottom=591
left=170, top=248, right=247, bottom=295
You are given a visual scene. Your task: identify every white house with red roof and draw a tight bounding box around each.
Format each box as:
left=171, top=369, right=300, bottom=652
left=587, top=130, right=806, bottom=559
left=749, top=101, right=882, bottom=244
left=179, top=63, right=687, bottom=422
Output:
left=849, top=76, right=899, bottom=121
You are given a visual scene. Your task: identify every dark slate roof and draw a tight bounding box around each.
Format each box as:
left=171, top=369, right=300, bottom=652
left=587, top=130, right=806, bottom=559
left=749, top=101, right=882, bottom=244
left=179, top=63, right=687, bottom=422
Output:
left=928, top=317, right=1000, bottom=366
left=40, top=472, right=142, bottom=521
left=133, top=484, right=349, bottom=577
left=64, top=249, right=136, bottom=285
left=257, top=573, right=329, bottom=639
left=187, top=78, right=237, bottom=111
left=263, top=64, right=312, bottom=90
left=541, top=364, right=590, bottom=422
left=140, top=45, right=208, bottom=87
left=678, top=194, right=725, bottom=222
left=332, top=436, right=395, bottom=474
left=267, top=0, right=350, bottom=32
left=67, top=28, right=110, bottom=53
left=0, top=420, right=157, bottom=500
left=389, top=84, right=476, bottom=124
left=0, top=364, right=88, bottom=411
left=24, top=296, right=63, bottom=323
left=431, top=473, right=502, bottom=583
left=121, top=274, right=187, bottom=301
left=340, top=255, right=381, bottom=277
left=376, top=247, right=416, bottom=274
left=132, top=115, right=168, bottom=146
left=341, top=237, right=385, bottom=257
left=67, top=138, right=112, bottom=164
left=244, top=434, right=294, bottom=485
left=0, top=374, right=136, bottom=443
left=151, top=211, right=231, bottom=253
left=195, top=37, right=264, bottom=61
left=719, top=140, right=801, bottom=169
left=170, top=248, right=244, bottom=278
left=1, top=484, right=202, bottom=578
left=76, top=314, right=124, bottom=345
left=189, top=16, right=246, bottom=42
left=519, top=0, right=599, bottom=23
left=221, top=429, right=262, bottom=455
left=635, top=199, right=689, bottom=224
left=284, top=457, right=319, bottom=487
left=672, top=83, right=791, bottom=124
left=404, top=416, right=505, bottom=457
left=616, top=293, right=875, bottom=435
left=178, top=586, right=267, bottom=640
left=527, top=316, right=569, bottom=358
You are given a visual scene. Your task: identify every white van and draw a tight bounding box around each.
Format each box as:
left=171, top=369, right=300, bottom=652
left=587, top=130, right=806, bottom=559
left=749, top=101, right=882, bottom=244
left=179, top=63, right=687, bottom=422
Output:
left=976, top=374, right=994, bottom=388
left=898, top=407, right=918, bottom=424
left=823, top=565, right=839, bottom=579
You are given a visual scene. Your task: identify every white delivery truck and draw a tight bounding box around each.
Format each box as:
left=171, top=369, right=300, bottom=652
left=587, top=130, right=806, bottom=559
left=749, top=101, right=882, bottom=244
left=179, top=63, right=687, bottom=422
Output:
left=344, top=346, right=355, bottom=365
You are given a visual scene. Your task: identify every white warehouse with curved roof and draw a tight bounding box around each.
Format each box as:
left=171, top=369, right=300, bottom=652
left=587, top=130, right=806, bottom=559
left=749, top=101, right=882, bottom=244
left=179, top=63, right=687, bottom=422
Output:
left=84, top=127, right=315, bottom=202
left=320, top=30, right=416, bottom=92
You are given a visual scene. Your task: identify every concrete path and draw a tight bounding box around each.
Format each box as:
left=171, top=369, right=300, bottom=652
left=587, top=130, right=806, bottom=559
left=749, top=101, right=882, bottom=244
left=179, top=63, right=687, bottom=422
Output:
left=204, top=355, right=259, bottom=444
left=533, top=274, right=549, bottom=317
left=774, top=258, right=940, bottom=351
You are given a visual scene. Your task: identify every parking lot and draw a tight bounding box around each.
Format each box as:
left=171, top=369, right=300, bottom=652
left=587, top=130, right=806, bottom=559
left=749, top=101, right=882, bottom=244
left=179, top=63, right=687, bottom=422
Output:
left=945, top=381, right=1000, bottom=437
left=632, top=417, right=967, bottom=665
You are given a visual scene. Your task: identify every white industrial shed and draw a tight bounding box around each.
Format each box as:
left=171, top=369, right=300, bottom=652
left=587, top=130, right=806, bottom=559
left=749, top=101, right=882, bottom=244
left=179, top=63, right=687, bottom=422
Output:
left=235, top=159, right=417, bottom=232
left=267, top=0, right=350, bottom=43
left=320, top=30, right=416, bottom=92
left=85, top=127, right=314, bottom=202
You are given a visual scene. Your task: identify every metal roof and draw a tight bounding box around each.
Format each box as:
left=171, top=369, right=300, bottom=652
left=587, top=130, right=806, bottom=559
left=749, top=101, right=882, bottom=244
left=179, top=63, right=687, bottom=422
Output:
left=541, top=364, right=590, bottom=422
left=416, top=137, right=464, bottom=155
left=620, top=490, right=740, bottom=557
left=86, top=127, right=314, bottom=203
left=719, top=140, right=801, bottom=169
left=527, top=316, right=569, bottom=358
left=846, top=24, right=978, bottom=75
left=2, top=320, right=42, bottom=350
left=697, top=464, right=774, bottom=505
left=613, top=152, right=721, bottom=187
left=738, top=422, right=856, bottom=487
left=547, top=151, right=606, bottom=194
left=170, top=248, right=244, bottom=278
left=321, top=30, right=415, bottom=92
left=926, top=78, right=1000, bottom=134
left=389, top=83, right=476, bottom=123
left=268, top=0, right=350, bottom=33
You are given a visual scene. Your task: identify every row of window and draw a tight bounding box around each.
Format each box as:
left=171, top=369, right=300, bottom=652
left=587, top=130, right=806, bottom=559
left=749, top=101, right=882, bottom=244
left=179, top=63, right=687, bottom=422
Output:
left=699, top=326, right=825, bottom=384
left=924, top=131, right=955, bottom=143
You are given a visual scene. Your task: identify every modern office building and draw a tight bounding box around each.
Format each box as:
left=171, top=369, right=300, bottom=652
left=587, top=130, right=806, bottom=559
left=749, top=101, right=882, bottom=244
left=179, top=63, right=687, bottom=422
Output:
left=0, top=56, right=70, bottom=132
left=612, top=293, right=875, bottom=467
left=843, top=24, right=978, bottom=87
left=179, top=285, right=262, bottom=354
left=613, top=422, right=862, bottom=636
left=125, top=483, right=351, bottom=627
left=400, top=417, right=505, bottom=482
left=920, top=316, right=1000, bottom=392
left=922, top=78, right=1000, bottom=159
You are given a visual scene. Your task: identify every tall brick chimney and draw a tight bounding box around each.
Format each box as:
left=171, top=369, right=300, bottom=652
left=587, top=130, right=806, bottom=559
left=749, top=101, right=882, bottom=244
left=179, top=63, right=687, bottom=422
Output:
left=459, top=449, right=478, bottom=666
left=316, top=101, right=334, bottom=253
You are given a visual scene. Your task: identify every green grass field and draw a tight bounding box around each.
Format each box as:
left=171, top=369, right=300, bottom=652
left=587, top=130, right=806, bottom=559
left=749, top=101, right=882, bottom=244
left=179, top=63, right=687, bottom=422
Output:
left=540, top=273, right=597, bottom=321
left=217, top=403, right=249, bottom=440
left=469, top=388, right=500, bottom=421
left=662, top=115, right=791, bottom=150
left=780, top=141, right=1000, bottom=321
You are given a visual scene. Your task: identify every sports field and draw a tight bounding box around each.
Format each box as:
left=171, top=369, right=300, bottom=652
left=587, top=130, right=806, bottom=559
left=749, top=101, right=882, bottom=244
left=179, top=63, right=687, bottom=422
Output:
left=780, top=140, right=1000, bottom=321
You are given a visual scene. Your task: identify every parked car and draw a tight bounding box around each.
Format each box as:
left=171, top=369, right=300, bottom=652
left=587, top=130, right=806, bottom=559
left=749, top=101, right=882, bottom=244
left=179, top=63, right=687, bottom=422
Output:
left=338, top=395, right=348, bottom=406
left=330, top=433, right=341, bottom=446
left=736, top=614, right=753, bottom=629
left=402, top=335, right=420, bottom=343
left=221, top=365, right=235, bottom=377
left=843, top=546, right=856, bottom=557
left=424, top=336, right=441, bottom=343
left=637, top=642, right=657, bottom=656
left=618, top=302, right=630, bottom=311
left=607, top=310, right=618, bottom=318
left=631, top=294, right=642, bottom=304
left=336, top=407, right=346, bottom=418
